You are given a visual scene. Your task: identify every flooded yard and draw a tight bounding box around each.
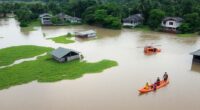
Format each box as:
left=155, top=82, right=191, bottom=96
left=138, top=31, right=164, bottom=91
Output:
left=0, top=18, right=200, bottom=110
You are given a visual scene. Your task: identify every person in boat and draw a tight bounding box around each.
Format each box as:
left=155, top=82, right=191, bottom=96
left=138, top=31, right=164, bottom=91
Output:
left=153, top=82, right=157, bottom=91
left=144, top=82, right=149, bottom=90
left=163, top=72, right=168, bottom=81
left=153, top=48, right=157, bottom=52
left=156, top=77, right=160, bottom=86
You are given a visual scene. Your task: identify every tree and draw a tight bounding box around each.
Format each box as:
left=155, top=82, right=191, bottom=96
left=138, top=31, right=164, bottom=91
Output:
left=15, top=8, right=32, bottom=27
left=47, top=1, right=61, bottom=15
left=179, top=23, right=192, bottom=33
left=51, top=16, right=62, bottom=24
left=94, top=9, right=107, bottom=22
left=0, top=3, right=13, bottom=17
left=148, top=9, right=165, bottom=29
left=103, top=15, right=121, bottom=29
left=183, top=13, right=200, bottom=31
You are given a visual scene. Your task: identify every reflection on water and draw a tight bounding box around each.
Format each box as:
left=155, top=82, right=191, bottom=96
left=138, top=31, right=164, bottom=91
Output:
left=0, top=18, right=200, bottom=110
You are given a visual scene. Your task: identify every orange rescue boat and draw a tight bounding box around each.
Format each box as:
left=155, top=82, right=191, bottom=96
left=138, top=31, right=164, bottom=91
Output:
left=144, top=46, right=161, bottom=54
left=138, top=80, right=169, bottom=93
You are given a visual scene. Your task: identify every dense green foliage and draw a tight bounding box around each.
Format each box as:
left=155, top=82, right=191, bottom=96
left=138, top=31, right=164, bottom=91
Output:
left=0, top=45, right=52, bottom=66
left=148, top=9, right=165, bottom=30
left=0, top=0, right=200, bottom=32
left=0, top=45, right=118, bottom=90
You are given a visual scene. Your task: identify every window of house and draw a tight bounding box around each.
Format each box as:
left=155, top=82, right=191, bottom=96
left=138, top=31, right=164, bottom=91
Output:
left=169, top=22, right=173, bottom=25
left=131, top=20, right=133, bottom=24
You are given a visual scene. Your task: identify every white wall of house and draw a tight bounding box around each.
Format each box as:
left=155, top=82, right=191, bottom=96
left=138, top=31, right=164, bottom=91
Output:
left=65, top=17, right=81, bottom=23
left=67, top=55, right=80, bottom=61
left=161, top=20, right=182, bottom=28
left=123, top=21, right=141, bottom=27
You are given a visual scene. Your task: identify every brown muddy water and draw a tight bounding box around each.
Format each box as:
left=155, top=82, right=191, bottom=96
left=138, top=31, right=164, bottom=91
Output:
left=0, top=18, right=200, bottom=110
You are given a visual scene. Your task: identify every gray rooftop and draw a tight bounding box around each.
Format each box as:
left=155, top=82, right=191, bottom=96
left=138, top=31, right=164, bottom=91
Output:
left=123, top=14, right=144, bottom=22
left=162, top=17, right=183, bottom=22
left=191, top=49, right=200, bottom=56
left=190, top=49, right=200, bottom=56
left=39, top=13, right=52, bottom=18
left=51, top=47, right=79, bottom=59
left=56, top=13, right=82, bottom=21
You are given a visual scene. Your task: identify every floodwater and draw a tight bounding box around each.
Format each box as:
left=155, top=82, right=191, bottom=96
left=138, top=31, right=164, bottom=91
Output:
left=0, top=18, right=200, bottom=110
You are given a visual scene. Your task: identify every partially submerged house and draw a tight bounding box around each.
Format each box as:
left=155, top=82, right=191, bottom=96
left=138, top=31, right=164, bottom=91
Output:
left=122, top=14, right=144, bottom=27
left=57, top=13, right=82, bottom=24
left=161, top=17, right=183, bottom=33
left=50, top=47, right=81, bottom=63
left=75, top=30, right=96, bottom=38
left=39, top=13, right=53, bottom=25
left=191, top=49, right=200, bottom=63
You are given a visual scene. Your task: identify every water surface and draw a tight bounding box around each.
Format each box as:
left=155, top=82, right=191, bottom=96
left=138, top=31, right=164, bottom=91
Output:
left=0, top=18, right=200, bottom=110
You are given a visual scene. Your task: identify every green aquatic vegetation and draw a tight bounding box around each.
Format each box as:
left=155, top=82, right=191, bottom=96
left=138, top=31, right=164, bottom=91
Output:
left=177, top=33, right=197, bottom=37
left=0, top=46, right=118, bottom=90
left=0, top=45, right=52, bottom=66
left=49, top=33, right=75, bottom=44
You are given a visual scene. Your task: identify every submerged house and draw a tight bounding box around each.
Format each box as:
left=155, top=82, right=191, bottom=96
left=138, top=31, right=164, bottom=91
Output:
left=39, top=13, right=53, bottom=25
left=75, top=30, right=96, bottom=38
left=191, top=49, right=200, bottom=63
left=161, top=17, right=183, bottom=33
left=57, top=13, right=82, bottom=24
left=122, top=14, right=144, bottom=27
left=50, top=47, right=81, bottom=63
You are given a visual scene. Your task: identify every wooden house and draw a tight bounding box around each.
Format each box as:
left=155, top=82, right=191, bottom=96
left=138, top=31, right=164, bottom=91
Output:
left=122, top=14, right=144, bottom=27
left=50, top=47, right=81, bottom=63
left=161, top=17, right=183, bottom=33
left=39, top=13, right=53, bottom=25
left=57, top=13, right=82, bottom=24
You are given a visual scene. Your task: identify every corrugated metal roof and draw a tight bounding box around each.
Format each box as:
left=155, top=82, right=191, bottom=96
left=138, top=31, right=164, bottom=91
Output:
left=123, top=14, right=144, bottom=22
left=191, top=49, right=200, bottom=56
left=39, top=13, right=52, bottom=18
left=76, top=30, right=96, bottom=35
left=51, top=47, right=79, bottom=59
left=162, top=17, right=183, bottom=22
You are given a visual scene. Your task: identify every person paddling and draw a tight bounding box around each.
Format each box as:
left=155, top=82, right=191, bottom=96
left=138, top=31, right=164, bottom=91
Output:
left=153, top=82, right=157, bottom=91
left=144, top=82, right=149, bottom=90
left=163, top=72, right=168, bottom=81
left=156, top=77, right=160, bottom=86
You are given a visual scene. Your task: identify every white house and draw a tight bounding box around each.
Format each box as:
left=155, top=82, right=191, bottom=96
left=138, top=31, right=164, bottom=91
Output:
left=123, top=14, right=144, bottom=27
left=75, top=30, right=96, bottom=38
left=57, top=13, right=82, bottom=24
left=161, top=17, right=183, bottom=33
left=39, top=13, right=53, bottom=25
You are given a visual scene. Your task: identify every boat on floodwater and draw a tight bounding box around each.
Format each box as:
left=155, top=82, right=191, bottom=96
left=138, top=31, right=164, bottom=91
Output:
left=138, top=80, right=169, bottom=94
left=144, top=46, right=161, bottom=54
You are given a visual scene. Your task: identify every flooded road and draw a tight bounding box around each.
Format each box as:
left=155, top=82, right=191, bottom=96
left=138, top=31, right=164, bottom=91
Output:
left=0, top=18, right=200, bottom=110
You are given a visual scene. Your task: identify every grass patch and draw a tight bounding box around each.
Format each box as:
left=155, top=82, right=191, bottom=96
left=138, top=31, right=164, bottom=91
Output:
left=177, top=33, right=197, bottom=37
left=49, top=33, right=75, bottom=44
left=0, top=45, right=118, bottom=90
left=134, top=25, right=152, bottom=32
left=0, top=45, right=52, bottom=66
